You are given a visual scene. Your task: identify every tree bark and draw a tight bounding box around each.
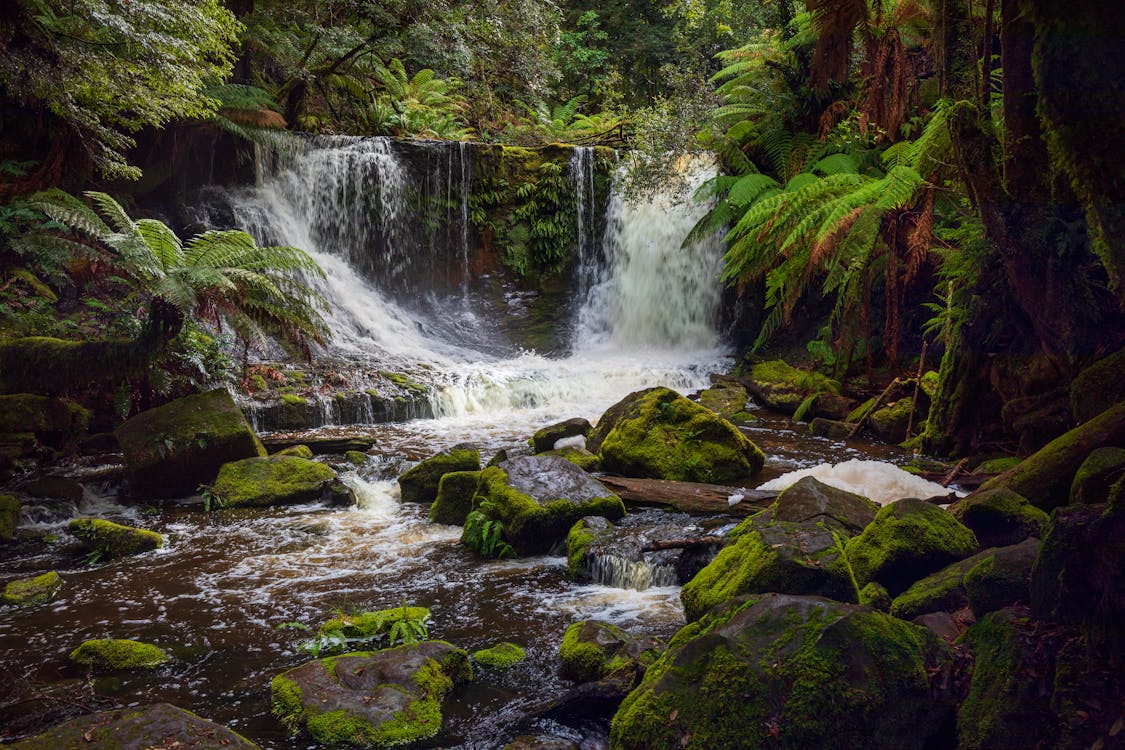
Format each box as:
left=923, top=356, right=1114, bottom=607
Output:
left=596, top=475, right=775, bottom=516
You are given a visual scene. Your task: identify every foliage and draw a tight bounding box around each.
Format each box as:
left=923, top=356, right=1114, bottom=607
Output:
left=462, top=500, right=515, bottom=558
left=296, top=601, right=430, bottom=657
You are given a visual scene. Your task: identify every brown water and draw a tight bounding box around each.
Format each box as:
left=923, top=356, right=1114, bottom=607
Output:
left=0, top=407, right=911, bottom=748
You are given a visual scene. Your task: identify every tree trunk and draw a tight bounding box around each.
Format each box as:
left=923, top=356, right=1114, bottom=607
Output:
left=596, top=475, right=775, bottom=516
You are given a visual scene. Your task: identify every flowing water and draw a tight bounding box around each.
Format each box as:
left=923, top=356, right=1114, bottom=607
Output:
left=0, top=138, right=923, bottom=747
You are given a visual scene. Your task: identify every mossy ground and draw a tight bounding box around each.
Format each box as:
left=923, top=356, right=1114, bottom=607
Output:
left=69, top=638, right=169, bottom=670
left=69, top=518, right=163, bottom=558
left=2, top=571, right=61, bottom=606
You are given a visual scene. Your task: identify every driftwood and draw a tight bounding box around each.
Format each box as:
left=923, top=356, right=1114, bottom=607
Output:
left=597, top=475, right=776, bottom=516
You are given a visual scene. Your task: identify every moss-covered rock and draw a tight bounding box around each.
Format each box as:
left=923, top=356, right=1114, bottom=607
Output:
left=978, top=401, right=1125, bottom=510
left=564, top=516, right=611, bottom=579
left=116, top=389, right=266, bottom=499
left=69, top=518, right=163, bottom=559
left=845, top=498, right=978, bottom=595
left=274, top=444, right=314, bottom=459
left=596, top=387, right=764, bottom=484
left=680, top=508, right=857, bottom=622
left=345, top=450, right=368, bottom=467
left=1069, top=446, right=1125, bottom=504
left=808, top=417, right=853, bottom=439
left=610, top=593, right=953, bottom=750
left=889, top=538, right=1040, bottom=620
left=541, top=446, right=600, bottom=471
left=859, top=581, right=891, bottom=610
left=472, top=642, right=527, bottom=668
left=7, top=702, right=258, bottom=750
left=0, top=394, right=90, bottom=448
left=868, top=398, right=916, bottom=443
left=559, top=621, right=661, bottom=684
left=771, top=476, right=879, bottom=535
left=949, top=487, right=1050, bottom=548
left=212, top=455, right=339, bottom=508
left=744, top=360, right=836, bottom=415
left=69, top=638, right=170, bottom=670
left=270, top=641, right=470, bottom=747
left=531, top=418, right=592, bottom=453
left=1069, top=349, right=1125, bottom=425
left=430, top=470, right=481, bottom=525
left=465, top=456, right=624, bottom=556
left=398, top=444, right=481, bottom=504
left=974, top=456, right=1022, bottom=475
left=318, top=606, right=431, bottom=640
left=697, top=381, right=757, bottom=424
left=2, top=571, right=61, bottom=606
left=0, top=493, right=20, bottom=541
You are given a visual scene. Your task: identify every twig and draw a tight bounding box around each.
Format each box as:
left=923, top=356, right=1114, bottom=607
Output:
left=942, top=458, right=969, bottom=486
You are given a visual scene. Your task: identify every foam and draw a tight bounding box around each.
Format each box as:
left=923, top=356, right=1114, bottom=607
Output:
left=756, top=459, right=958, bottom=506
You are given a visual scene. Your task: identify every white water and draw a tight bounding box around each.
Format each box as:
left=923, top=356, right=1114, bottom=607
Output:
left=756, top=459, right=959, bottom=506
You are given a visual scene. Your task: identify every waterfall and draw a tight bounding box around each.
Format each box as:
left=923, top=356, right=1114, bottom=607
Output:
left=570, top=146, right=598, bottom=299
left=587, top=553, right=678, bottom=591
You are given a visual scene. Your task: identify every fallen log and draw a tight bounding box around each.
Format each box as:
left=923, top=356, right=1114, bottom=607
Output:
left=643, top=536, right=727, bottom=551
left=597, top=475, right=776, bottom=516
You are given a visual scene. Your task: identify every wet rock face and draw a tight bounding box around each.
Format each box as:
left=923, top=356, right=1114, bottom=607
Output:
left=211, top=455, right=342, bottom=508
left=502, top=454, right=614, bottom=505
left=771, top=476, right=879, bottom=535
left=398, top=444, right=481, bottom=504
left=7, top=702, right=259, bottom=750
left=949, top=487, right=1049, bottom=548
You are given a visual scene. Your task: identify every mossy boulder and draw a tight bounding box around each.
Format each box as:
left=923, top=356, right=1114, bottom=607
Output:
left=318, top=606, right=431, bottom=641
left=7, top=702, right=258, bottom=750
left=595, top=387, right=764, bottom=484
left=1069, top=349, right=1125, bottom=424
left=845, top=497, right=978, bottom=595
left=19, top=477, right=85, bottom=502
left=69, top=638, right=170, bottom=670
left=2, top=571, right=62, bottom=606
left=564, top=516, right=611, bottom=579
left=744, top=360, right=835, bottom=415
left=274, top=444, right=314, bottom=459
left=890, top=538, right=1040, bottom=620
left=771, top=476, right=879, bottom=535
left=398, top=444, right=481, bottom=504
left=1069, top=446, right=1125, bottom=504
left=465, top=455, right=624, bottom=556
left=211, top=455, right=340, bottom=508
left=610, top=593, right=953, bottom=750
left=345, top=450, right=368, bottom=467
left=69, top=518, right=163, bottom=559
left=472, top=642, right=527, bottom=668
left=697, top=380, right=757, bottom=424
left=429, top=470, right=481, bottom=525
left=270, top=641, right=471, bottom=747
left=949, top=487, right=1050, bottom=548
left=532, top=418, right=592, bottom=453
left=680, top=508, right=857, bottom=622
left=116, top=389, right=266, bottom=499
left=559, top=621, right=661, bottom=684
left=868, top=398, right=916, bottom=443
left=808, top=417, right=853, bottom=439
left=0, top=394, right=90, bottom=448
left=974, top=456, right=1022, bottom=475
left=0, top=493, right=20, bottom=541
left=858, top=581, right=891, bottom=610
left=541, top=446, right=600, bottom=471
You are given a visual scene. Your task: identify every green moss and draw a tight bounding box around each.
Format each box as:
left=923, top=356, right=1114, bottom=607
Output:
left=919, top=370, right=940, bottom=399
left=0, top=394, right=91, bottom=445
left=69, top=518, right=162, bottom=558
left=889, top=557, right=977, bottom=620
left=472, top=642, right=527, bottom=668
left=598, top=387, right=765, bottom=484
left=429, top=470, right=480, bottom=526
left=212, top=455, right=336, bottom=507
left=697, top=382, right=753, bottom=422
left=2, top=571, right=61, bottom=606
left=1069, top=446, right=1125, bottom=504
left=560, top=621, right=623, bottom=682
left=379, top=371, right=429, bottom=396
left=749, top=360, right=838, bottom=415
left=274, top=444, right=314, bottom=459
left=859, top=582, right=891, bottom=610
left=565, top=518, right=599, bottom=579
left=869, top=398, right=915, bottom=443
left=950, top=488, right=1049, bottom=548
left=974, top=456, right=1022, bottom=475
left=531, top=418, right=591, bottom=453
left=845, top=498, right=978, bottom=595
left=270, top=674, right=305, bottom=734
left=1069, top=349, right=1125, bottom=424
left=319, top=606, right=431, bottom=639
left=0, top=494, right=19, bottom=541
left=345, top=450, right=368, bottom=467
left=399, top=446, right=481, bottom=504
left=847, top=397, right=878, bottom=423
left=279, top=393, right=307, bottom=406
left=69, top=638, right=169, bottom=670
left=541, top=446, right=600, bottom=470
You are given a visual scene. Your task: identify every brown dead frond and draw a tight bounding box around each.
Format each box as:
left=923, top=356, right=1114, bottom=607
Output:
left=808, top=0, right=870, bottom=93
left=812, top=206, right=865, bottom=267
left=219, top=107, right=288, bottom=129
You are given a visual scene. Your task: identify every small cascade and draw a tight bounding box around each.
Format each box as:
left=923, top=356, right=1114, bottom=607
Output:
left=587, top=553, right=678, bottom=591
left=458, top=141, right=472, bottom=298
left=570, top=146, right=599, bottom=299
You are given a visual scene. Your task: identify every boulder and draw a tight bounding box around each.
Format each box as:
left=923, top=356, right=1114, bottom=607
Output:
left=69, top=518, right=163, bottom=559
left=464, top=455, right=624, bottom=556
left=472, top=642, right=527, bottom=668
left=1069, top=348, right=1125, bottom=424
left=345, top=450, right=368, bottom=467
left=0, top=394, right=90, bottom=448
left=696, top=380, right=756, bottom=423
left=743, top=360, right=836, bottom=415
left=1030, top=503, right=1125, bottom=653
left=595, top=387, right=765, bottom=484
left=845, top=497, right=978, bottom=595
left=429, top=471, right=480, bottom=525
left=541, top=446, right=600, bottom=471
left=18, top=477, right=84, bottom=503
left=398, top=444, right=480, bottom=503
left=274, top=444, right=314, bottom=458
left=531, top=418, right=592, bottom=453
left=610, top=593, right=953, bottom=750
left=889, top=537, right=1040, bottom=620
left=859, top=581, right=891, bottom=610
left=271, top=641, right=471, bottom=747
left=7, top=703, right=258, bottom=750
left=812, top=392, right=854, bottom=421
left=69, top=638, right=170, bottom=670
left=559, top=620, right=661, bottom=684
left=949, top=487, right=1049, bottom=548
left=115, top=389, right=265, bottom=499
left=211, top=455, right=341, bottom=508
left=2, top=571, right=62, bottom=606
left=0, top=494, right=19, bottom=541
left=808, top=417, right=852, bottom=439
left=1069, top=446, right=1125, bottom=504
left=868, top=397, right=915, bottom=443
left=770, top=476, right=879, bottom=535
left=680, top=508, right=856, bottom=622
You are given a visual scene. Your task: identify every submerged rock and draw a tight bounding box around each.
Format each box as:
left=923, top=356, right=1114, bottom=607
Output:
left=7, top=702, right=258, bottom=750
left=696, top=380, right=756, bottom=423
left=429, top=470, right=480, bottom=525
left=2, top=571, right=62, bottom=606
left=69, top=518, right=163, bottom=559
left=472, top=642, right=527, bottom=668
left=211, top=455, right=342, bottom=507
left=949, top=487, right=1049, bottom=548
left=271, top=641, right=471, bottom=747
left=69, top=638, right=170, bottom=670
left=466, top=455, right=624, bottom=556
left=559, top=620, right=661, bottom=684
left=845, top=497, right=978, bottom=595
left=610, top=593, right=953, bottom=750
left=594, top=387, right=765, bottom=484
left=398, top=444, right=481, bottom=504
left=531, top=418, right=592, bottom=453
left=115, top=389, right=265, bottom=499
